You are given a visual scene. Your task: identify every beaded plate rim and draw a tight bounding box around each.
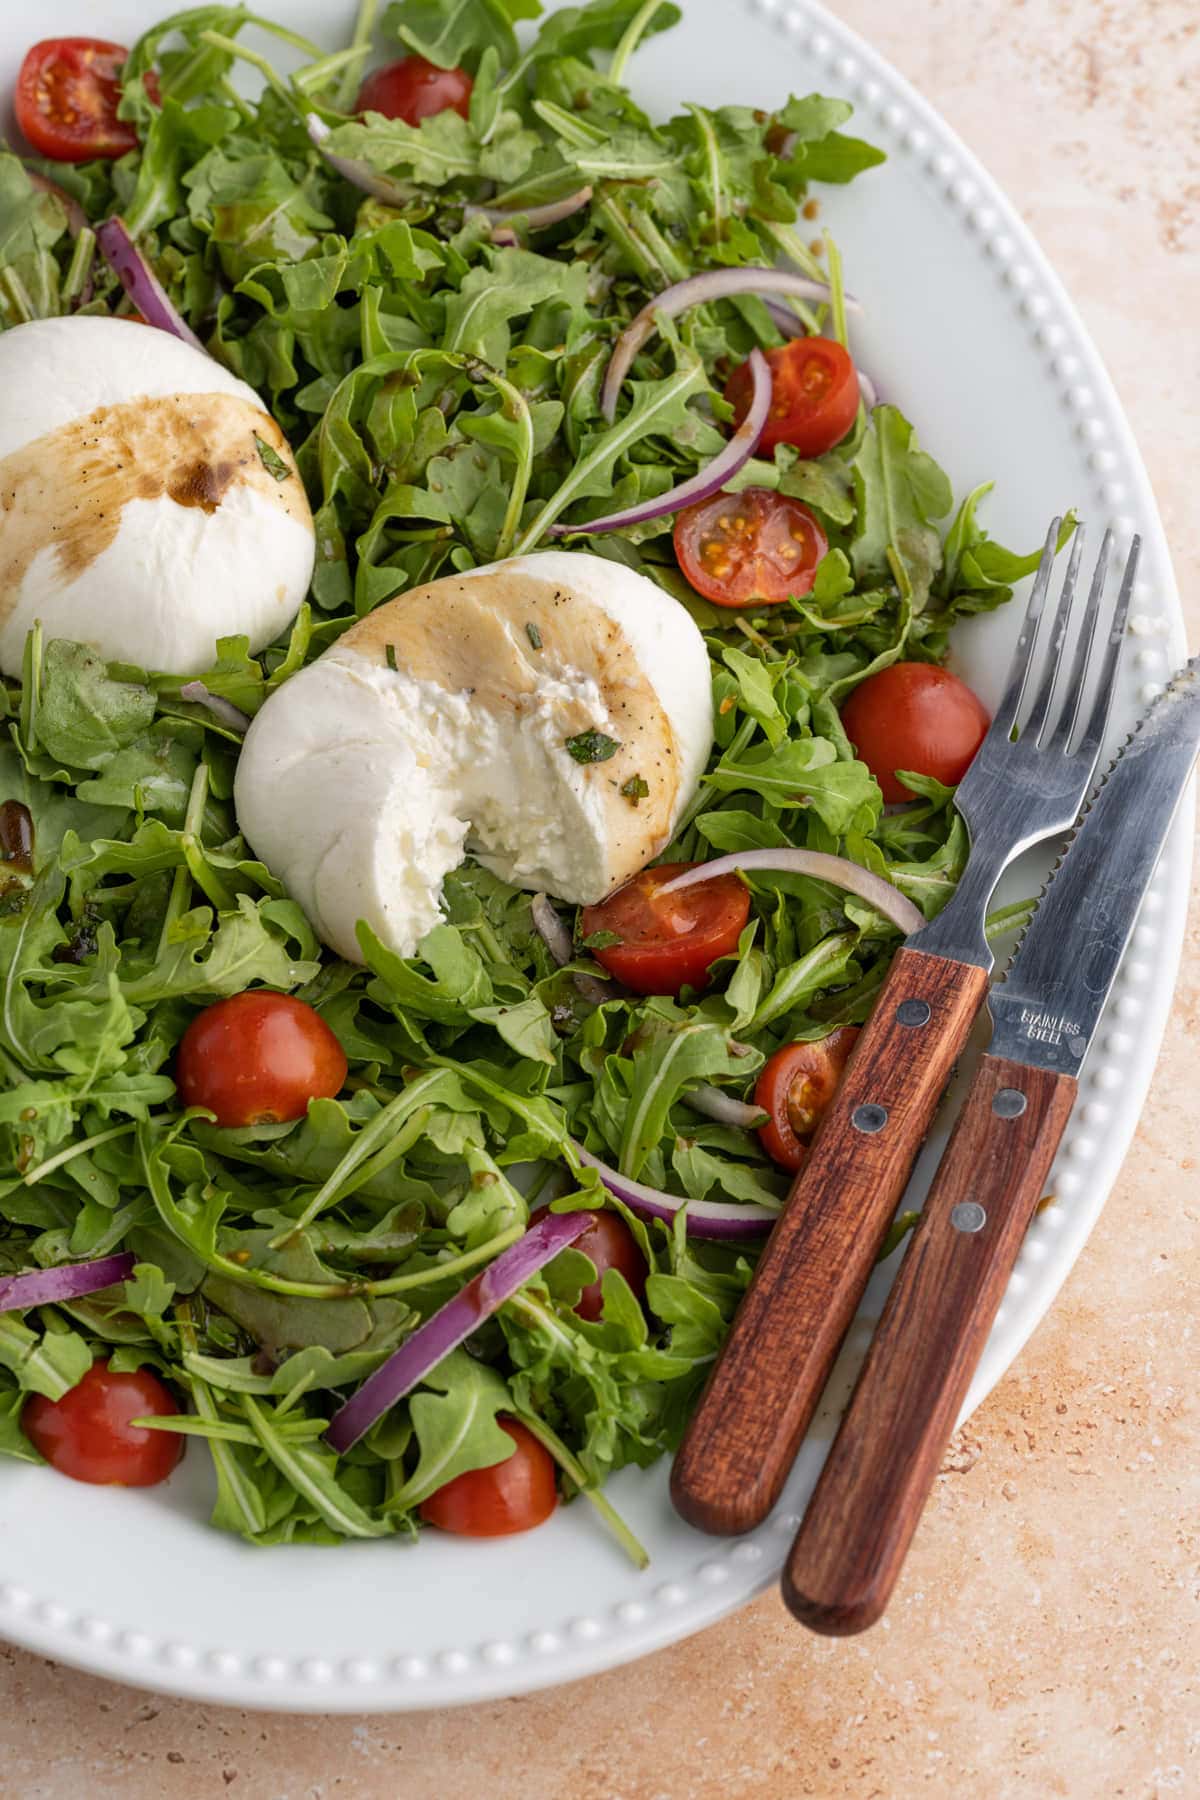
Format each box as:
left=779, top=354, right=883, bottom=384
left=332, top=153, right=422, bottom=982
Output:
left=0, top=0, right=1190, bottom=1713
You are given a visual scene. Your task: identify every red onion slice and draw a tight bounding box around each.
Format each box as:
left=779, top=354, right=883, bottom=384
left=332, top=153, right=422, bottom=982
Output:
left=531, top=892, right=573, bottom=967
left=531, top=893, right=631, bottom=1003
left=572, top=970, right=626, bottom=1006
left=179, top=682, right=252, bottom=734
left=684, top=1084, right=768, bottom=1129
left=760, top=296, right=806, bottom=339
left=574, top=1144, right=776, bottom=1241
left=549, top=347, right=771, bottom=537
left=310, top=113, right=591, bottom=241
left=95, top=218, right=204, bottom=349
left=324, top=1210, right=594, bottom=1453
left=466, top=187, right=593, bottom=242
left=306, top=113, right=412, bottom=206
left=0, top=1252, right=136, bottom=1313
left=856, top=366, right=879, bottom=410
left=659, top=849, right=923, bottom=937
left=601, top=268, right=858, bottom=423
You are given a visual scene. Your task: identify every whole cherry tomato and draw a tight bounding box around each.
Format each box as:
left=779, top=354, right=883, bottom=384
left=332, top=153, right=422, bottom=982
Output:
left=841, top=662, right=991, bottom=804
left=175, top=991, right=348, bottom=1128
left=534, top=1207, right=647, bottom=1322
left=358, top=54, right=472, bottom=125
left=419, top=1418, right=557, bottom=1536
left=23, top=1360, right=182, bottom=1486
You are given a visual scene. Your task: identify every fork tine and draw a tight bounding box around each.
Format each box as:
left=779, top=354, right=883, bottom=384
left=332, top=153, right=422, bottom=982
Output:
left=1023, top=523, right=1087, bottom=744
left=1042, top=528, right=1113, bottom=752
left=1072, top=535, right=1141, bottom=764
left=990, top=516, right=1062, bottom=739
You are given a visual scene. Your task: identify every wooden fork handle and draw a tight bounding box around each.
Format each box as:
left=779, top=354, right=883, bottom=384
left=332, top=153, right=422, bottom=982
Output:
left=670, top=945, right=988, bottom=1537
left=782, top=1052, right=1077, bottom=1636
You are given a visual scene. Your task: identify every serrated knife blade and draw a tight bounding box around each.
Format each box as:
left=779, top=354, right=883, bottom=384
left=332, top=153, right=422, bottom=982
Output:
left=781, top=657, right=1200, bottom=1637
left=989, top=656, right=1200, bottom=1076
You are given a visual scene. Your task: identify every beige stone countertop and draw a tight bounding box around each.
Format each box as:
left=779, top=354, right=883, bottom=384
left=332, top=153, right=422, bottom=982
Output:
left=3, top=1, right=1197, bottom=1795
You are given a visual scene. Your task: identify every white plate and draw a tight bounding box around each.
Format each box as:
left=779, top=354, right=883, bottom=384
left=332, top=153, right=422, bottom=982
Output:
left=0, top=0, right=1189, bottom=1713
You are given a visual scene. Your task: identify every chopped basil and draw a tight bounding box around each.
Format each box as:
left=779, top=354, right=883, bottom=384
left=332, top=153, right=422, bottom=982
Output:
left=385, top=644, right=398, bottom=671
left=582, top=929, right=622, bottom=950
left=619, top=774, right=650, bottom=806
left=565, top=730, right=621, bottom=764
left=525, top=622, right=543, bottom=650
left=254, top=434, right=292, bottom=482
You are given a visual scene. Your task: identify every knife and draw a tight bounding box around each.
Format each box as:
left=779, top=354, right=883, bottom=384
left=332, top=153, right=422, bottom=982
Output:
left=782, top=655, right=1200, bottom=1635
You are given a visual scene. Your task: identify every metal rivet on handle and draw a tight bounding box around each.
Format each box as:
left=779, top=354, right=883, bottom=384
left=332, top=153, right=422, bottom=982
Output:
left=950, top=1201, right=987, bottom=1233
left=851, top=1103, right=888, bottom=1134
left=993, top=1088, right=1028, bottom=1119
left=896, top=998, right=931, bottom=1028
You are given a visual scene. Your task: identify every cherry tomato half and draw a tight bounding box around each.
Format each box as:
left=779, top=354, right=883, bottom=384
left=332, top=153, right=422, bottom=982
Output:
left=534, top=1207, right=647, bottom=1322
left=581, top=863, right=751, bottom=997
left=175, top=991, right=348, bottom=1128
left=725, top=337, right=860, bottom=458
left=23, top=1360, right=182, bottom=1486
left=15, top=39, right=157, bottom=162
left=419, top=1418, right=557, bottom=1537
left=755, top=1027, right=860, bottom=1172
left=674, top=487, right=827, bottom=609
left=841, top=662, right=991, bottom=804
left=358, top=54, right=473, bottom=125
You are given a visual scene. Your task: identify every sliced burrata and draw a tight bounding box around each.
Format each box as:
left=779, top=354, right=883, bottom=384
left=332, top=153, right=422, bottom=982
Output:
left=0, top=316, right=315, bottom=676
left=234, top=552, right=714, bottom=961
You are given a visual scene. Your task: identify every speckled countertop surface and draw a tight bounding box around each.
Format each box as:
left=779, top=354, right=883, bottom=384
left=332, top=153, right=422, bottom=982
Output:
left=3, top=2, right=1198, bottom=1794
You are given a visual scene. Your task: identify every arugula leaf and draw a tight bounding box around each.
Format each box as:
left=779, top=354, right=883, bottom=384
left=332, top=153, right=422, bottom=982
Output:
left=385, top=1348, right=516, bottom=1509
left=720, top=646, right=788, bottom=749
left=321, top=110, right=483, bottom=188
left=529, top=0, right=681, bottom=63
left=442, top=246, right=579, bottom=363
left=795, top=132, right=887, bottom=184
left=618, top=1012, right=753, bottom=1178
left=0, top=155, right=71, bottom=323
left=242, top=1394, right=392, bottom=1538
left=0, top=1313, right=92, bottom=1400
left=27, top=641, right=156, bottom=773
left=851, top=405, right=953, bottom=610
left=187, top=1363, right=269, bottom=1537
left=203, top=1231, right=412, bottom=1356
left=469, top=994, right=557, bottom=1065
left=748, top=931, right=860, bottom=1031
left=516, top=336, right=709, bottom=546
left=0, top=1387, right=44, bottom=1463
left=383, top=0, right=538, bottom=71
left=705, top=739, right=881, bottom=835
left=361, top=921, right=493, bottom=1024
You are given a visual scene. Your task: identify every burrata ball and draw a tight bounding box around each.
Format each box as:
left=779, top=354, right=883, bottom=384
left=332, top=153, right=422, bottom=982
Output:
left=0, top=316, right=315, bottom=675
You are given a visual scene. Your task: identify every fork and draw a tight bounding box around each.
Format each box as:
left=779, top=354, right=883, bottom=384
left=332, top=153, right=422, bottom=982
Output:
left=671, top=519, right=1137, bottom=1537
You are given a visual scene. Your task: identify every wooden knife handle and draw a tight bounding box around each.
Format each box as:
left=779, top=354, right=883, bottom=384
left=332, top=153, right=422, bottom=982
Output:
left=782, top=1052, right=1077, bottom=1636
left=670, top=945, right=989, bottom=1537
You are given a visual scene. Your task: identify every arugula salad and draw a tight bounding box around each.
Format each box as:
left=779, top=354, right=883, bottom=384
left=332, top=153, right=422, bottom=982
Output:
left=0, top=0, right=1049, bottom=1553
